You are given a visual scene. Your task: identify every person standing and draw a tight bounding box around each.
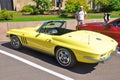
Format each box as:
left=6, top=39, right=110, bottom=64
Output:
left=104, top=13, right=111, bottom=23
left=75, top=6, right=87, bottom=25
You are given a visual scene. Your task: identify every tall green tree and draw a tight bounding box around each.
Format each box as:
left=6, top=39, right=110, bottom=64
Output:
left=88, top=0, right=109, bottom=12
left=109, top=0, right=120, bottom=10
left=95, top=0, right=109, bottom=5
left=89, top=0, right=120, bottom=12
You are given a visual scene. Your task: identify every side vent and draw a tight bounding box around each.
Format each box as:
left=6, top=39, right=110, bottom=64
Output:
left=20, top=37, right=27, bottom=44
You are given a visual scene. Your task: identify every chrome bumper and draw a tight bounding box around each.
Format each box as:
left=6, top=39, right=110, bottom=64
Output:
left=84, top=55, right=111, bottom=63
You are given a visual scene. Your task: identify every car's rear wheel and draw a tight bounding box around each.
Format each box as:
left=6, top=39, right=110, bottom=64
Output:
left=10, top=36, right=22, bottom=49
left=55, top=48, right=76, bottom=68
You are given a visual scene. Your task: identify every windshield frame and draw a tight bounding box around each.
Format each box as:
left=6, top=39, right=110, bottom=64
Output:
left=36, top=21, right=66, bottom=33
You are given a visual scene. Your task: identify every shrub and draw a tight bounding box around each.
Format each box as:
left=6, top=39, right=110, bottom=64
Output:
left=87, top=9, right=96, bottom=13
left=33, top=0, right=52, bottom=14
left=59, top=10, right=68, bottom=17
left=22, top=5, right=34, bottom=14
left=0, top=9, right=13, bottom=20
left=22, top=5, right=41, bottom=15
left=30, top=6, right=41, bottom=15
left=65, top=0, right=88, bottom=14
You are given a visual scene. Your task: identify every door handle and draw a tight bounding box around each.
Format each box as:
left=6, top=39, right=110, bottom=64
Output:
left=46, top=39, right=51, bottom=42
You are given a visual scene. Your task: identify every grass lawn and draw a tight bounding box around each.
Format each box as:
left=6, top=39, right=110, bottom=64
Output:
left=9, top=15, right=73, bottom=22
left=0, top=11, right=119, bottom=22
left=88, top=13, right=120, bottom=19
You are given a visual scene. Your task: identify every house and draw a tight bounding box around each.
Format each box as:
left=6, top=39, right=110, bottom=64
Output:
left=0, top=0, right=35, bottom=11
left=0, top=0, right=67, bottom=11
left=0, top=0, right=95, bottom=11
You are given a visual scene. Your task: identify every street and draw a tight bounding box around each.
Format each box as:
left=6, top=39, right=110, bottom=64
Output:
left=0, top=42, right=120, bottom=80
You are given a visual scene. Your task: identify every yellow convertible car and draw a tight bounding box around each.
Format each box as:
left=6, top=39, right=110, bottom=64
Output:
left=7, top=21, right=118, bottom=68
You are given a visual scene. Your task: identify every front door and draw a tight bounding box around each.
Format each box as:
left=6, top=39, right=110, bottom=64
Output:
left=25, top=31, right=55, bottom=55
left=0, top=0, right=13, bottom=10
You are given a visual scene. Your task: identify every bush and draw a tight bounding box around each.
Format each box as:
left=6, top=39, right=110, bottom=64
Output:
left=22, top=5, right=34, bottom=14
left=87, top=9, right=98, bottom=13
left=30, top=6, right=41, bottom=15
left=0, top=9, right=13, bottom=20
left=59, top=10, right=68, bottom=17
left=22, top=5, right=41, bottom=15
left=65, top=0, right=88, bottom=14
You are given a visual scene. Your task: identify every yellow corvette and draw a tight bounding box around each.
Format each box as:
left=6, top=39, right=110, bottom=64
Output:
left=7, top=21, right=118, bottom=68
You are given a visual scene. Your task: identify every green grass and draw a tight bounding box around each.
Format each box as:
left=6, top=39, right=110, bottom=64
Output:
left=0, top=15, right=73, bottom=22
left=88, top=13, right=120, bottom=19
left=87, top=13, right=103, bottom=19
left=0, top=11, right=119, bottom=22
left=9, top=16, right=73, bottom=22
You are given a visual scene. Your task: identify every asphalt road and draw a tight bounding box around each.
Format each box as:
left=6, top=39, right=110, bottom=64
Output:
left=0, top=42, right=120, bottom=80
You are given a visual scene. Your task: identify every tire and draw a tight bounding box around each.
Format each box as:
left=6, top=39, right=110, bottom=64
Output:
left=55, top=48, right=76, bottom=68
left=10, top=36, right=22, bottom=49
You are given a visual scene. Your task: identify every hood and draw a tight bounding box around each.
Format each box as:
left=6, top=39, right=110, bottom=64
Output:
left=61, top=30, right=117, bottom=54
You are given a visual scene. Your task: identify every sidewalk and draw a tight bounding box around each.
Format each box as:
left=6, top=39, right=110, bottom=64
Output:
left=0, top=18, right=116, bottom=42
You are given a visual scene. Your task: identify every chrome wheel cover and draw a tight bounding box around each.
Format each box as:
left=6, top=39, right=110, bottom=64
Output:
left=56, top=48, right=71, bottom=67
left=11, top=36, right=20, bottom=49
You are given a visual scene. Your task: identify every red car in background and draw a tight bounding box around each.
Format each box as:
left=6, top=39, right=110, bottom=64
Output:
left=77, top=18, right=120, bottom=46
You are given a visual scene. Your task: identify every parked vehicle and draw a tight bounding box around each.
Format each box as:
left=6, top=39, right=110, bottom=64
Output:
left=7, top=21, right=118, bottom=67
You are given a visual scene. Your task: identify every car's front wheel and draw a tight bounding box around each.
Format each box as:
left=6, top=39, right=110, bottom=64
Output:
left=10, top=36, right=22, bottom=49
left=55, top=48, right=76, bottom=68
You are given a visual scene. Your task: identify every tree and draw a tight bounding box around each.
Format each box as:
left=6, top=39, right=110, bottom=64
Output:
left=65, top=0, right=88, bottom=13
left=33, top=0, right=52, bottom=14
left=89, top=0, right=120, bottom=12
left=99, top=0, right=120, bottom=12
left=95, top=0, right=109, bottom=5
left=88, top=0, right=109, bottom=12
left=109, top=0, right=120, bottom=10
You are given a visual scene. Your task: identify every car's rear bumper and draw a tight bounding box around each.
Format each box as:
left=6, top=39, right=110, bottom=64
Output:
left=83, top=55, right=111, bottom=63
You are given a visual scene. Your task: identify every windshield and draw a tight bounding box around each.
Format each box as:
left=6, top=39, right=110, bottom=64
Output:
left=36, top=21, right=66, bottom=34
